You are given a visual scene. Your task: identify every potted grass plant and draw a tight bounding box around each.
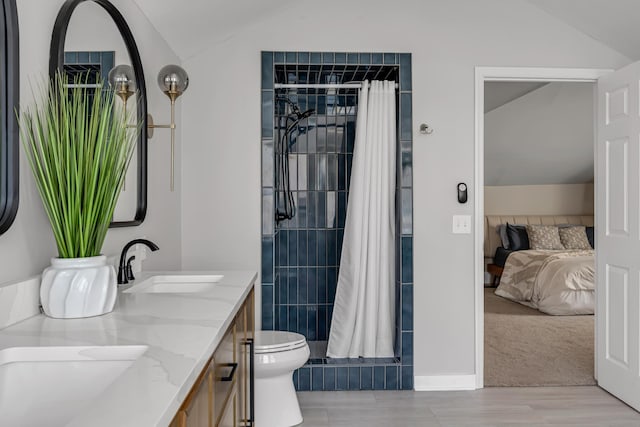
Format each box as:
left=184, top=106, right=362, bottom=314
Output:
left=19, top=72, right=137, bottom=318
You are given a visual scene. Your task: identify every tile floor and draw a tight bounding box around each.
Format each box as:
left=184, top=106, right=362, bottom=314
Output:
left=298, top=386, right=640, bottom=426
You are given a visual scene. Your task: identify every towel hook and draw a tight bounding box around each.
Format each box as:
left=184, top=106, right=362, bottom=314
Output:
left=419, top=123, right=434, bottom=135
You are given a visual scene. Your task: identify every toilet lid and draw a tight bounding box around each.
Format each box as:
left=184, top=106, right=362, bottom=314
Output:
left=254, top=331, right=307, bottom=354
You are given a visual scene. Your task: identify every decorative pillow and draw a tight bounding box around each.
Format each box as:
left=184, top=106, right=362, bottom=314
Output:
left=506, top=223, right=529, bottom=251
left=559, top=226, right=591, bottom=250
left=525, top=224, right=565, bottom=250
left=586, top=226, right=595, bottom=249
left=496, top=224, right=510, bottom=249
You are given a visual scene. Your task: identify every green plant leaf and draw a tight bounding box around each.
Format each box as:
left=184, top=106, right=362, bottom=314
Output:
left=18, top=72, right=138, bottom=258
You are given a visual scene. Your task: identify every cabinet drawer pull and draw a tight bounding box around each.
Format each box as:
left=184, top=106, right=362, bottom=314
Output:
left=219, top=362, right=238, bottom=382
left=242, top=338, right=255, bottom=426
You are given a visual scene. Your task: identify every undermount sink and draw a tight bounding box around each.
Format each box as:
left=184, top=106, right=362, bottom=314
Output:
left=0, top=345, right=147, bottom=426
left=124, top=274, right=224, bottom=294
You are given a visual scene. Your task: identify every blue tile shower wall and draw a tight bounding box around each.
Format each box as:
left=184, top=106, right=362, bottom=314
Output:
left=261, top=52, right=413, bottom=391
left=273, top=100, right=356, bottom=341
left=63, top=51, right=115, bottom=83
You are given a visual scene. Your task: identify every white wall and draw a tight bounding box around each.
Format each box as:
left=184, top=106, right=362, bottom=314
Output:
left=0, top=0, right=182, bottom=285
left=179, top=0, right=629, bottom=379
left=485, top=82, right=595, bottom=186
left=485, top=183, right=594, bottom=216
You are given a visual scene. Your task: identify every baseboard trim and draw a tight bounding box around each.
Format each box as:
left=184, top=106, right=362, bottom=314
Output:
left=414, top=375, right=477, bottom=391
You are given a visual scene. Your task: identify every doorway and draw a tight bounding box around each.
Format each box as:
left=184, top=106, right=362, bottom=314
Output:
left=473, top=67, right=612, bottom=389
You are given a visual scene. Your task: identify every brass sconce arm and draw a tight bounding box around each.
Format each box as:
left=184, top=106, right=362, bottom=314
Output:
left=109, top=64, right=188, bottom=192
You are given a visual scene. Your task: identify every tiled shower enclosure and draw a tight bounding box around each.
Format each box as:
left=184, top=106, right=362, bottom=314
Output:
left=261, top=51, right=413, bottom=390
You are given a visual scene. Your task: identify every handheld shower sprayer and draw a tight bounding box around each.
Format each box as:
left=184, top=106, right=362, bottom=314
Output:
left=274, top=97, right=316, bottom=223
left=297, top=109, right=315, bottom=120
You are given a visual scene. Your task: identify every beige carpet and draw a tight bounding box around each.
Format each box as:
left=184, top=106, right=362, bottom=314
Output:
left=484, top=288, right=595, bottom=387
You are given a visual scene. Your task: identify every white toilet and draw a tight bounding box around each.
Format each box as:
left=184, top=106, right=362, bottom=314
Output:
left=254, top=331, right=310, bottom=427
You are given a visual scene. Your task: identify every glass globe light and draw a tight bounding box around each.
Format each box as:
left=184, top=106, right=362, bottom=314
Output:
left=108, top=64, right=136, bottom=102
left=157, top=64, right=189, bottom=100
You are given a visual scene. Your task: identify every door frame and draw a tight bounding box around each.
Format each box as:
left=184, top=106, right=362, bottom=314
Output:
left=474, top=66, right=612, bottom=389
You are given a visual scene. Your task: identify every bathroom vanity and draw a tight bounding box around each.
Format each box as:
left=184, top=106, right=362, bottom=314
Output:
left=0, top=270, right=256, bottom=427
left=168, top=281, right=255, bottom=427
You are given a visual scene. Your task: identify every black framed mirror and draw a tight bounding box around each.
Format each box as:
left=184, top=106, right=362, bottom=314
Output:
left=49, top=0, right=147, bottom=227
left=0, top=0, right=19, bottom=235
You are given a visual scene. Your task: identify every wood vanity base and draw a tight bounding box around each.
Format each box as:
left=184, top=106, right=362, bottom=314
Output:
left=170, top=288, right=255, bottom=427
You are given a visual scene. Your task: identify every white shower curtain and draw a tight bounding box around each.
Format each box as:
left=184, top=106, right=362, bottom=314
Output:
left=326, top=80, right=396, bottom=358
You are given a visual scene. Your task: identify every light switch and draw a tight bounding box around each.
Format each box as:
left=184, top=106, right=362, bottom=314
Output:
left=452, top=215, right=471, bottom=234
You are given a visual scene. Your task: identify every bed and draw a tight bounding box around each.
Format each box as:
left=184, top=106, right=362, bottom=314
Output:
left=485, top=215, right=595, bottom=315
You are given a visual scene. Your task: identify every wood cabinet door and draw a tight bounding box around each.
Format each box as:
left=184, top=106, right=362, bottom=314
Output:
left=170, top=358, right=214, bottom=427
left=169, top=410, right=187, bottom=427
left=185, top=369, right=212, bottom=427
left=232, top=291, right=255, bottom=427
left=217, top=385, right=238, bottom=427
left=240, top=290, right=255, bottom=426
left=236, top=301, right=247, bottom=425
left=171, top=288, right=255, bottom=427
left=213, top=325, right=237, bottom=426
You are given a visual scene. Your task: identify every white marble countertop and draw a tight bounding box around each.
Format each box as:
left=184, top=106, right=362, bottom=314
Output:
left=0, top=270, right=257, bottom=427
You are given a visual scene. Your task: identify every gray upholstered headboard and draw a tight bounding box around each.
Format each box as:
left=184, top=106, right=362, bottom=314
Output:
left=484, top=215, right=594, bottom=258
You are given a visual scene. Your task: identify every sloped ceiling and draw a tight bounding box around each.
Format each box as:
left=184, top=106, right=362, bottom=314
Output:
left=131, top=0, right=296, bottom=60
left=485, top=82, right=547, bottom=113
left=133, top=0, right=640, bottom=62
left=485, top=82, right=594, bottom=186
left=527, top=0, right=640, bottom=60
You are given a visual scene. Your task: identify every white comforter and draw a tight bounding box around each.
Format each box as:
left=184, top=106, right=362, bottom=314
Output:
left=495, top=249, right=595, bottom=315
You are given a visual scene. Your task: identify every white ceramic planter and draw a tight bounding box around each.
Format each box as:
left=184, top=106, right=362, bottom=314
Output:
left=40, top=255, right=117, bottom=319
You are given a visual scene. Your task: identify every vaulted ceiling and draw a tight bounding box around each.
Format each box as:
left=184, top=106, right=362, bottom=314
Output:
left=484, top=82, right=595, bottom=186
left=131, top=0, right=296, bottom=60
left=485, top=82, right=548, bottom=113
left=526, top=0, right=640, bottom=60
left=133, top=0, right=640, bottom=62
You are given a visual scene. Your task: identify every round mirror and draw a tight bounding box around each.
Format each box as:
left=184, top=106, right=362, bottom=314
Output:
left=0, top=0, right=19, bottom=235
left=49, top=0, right=148, bottom=227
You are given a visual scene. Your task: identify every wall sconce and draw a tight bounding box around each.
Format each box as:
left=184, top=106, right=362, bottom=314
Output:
left=108, top=64, right=189, bottom=192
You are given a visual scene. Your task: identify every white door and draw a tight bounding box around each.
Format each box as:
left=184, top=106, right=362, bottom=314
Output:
left=597, top=60, right=640, bottom=410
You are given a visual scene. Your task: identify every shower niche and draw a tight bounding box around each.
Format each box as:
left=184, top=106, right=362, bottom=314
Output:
left=261, top=51, right=413, bottom=391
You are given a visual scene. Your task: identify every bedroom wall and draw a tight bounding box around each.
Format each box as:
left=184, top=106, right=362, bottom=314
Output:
left=485, top=184, right=594, bottom=216
left=0, top=0, right=182, bottom=285
left=485, top=81, right=595, bottom=186
left=179, top=0, right=630, bottom=383
left=483, top=183, right=594, bottom=283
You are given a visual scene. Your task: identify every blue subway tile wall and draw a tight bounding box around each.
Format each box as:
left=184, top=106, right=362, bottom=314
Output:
left=323, top=367, right=336, bottom=390
left=63, top=51, right=115, bottom=85
left=312, top=366, right=324, bottom=391
left=348, top=367, right=361, bottom=390
left=261, top=51, right=273, bottom=89
left=361, top=366, right=373, bottom=390
left=374, top=366, right=386, bottom=390
left=272, top=70, right=357, bottom=341
left=336, top=367, right=349, bottom=390
left=261, top=52, right=413, bottom=391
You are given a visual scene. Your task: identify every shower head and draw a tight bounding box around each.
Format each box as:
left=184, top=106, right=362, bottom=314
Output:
left=276, top=96, right=315, bottom=121
left=297, top=109, right=315, bottom=120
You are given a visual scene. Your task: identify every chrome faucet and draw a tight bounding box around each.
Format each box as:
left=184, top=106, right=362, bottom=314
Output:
left=118, top=239, right=159, bottom=285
